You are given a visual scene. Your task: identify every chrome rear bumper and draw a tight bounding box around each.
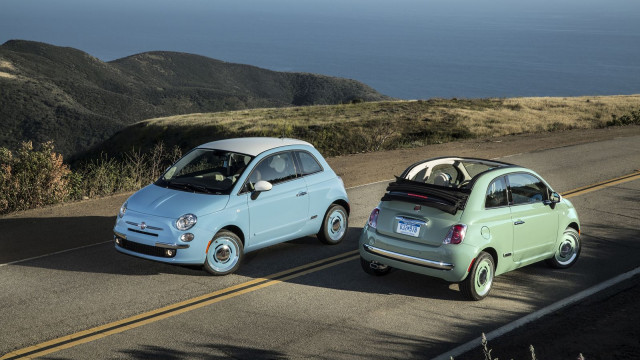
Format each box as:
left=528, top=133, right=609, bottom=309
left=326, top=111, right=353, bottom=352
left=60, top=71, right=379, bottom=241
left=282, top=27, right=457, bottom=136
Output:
left=362, top=244, right=454, bottom=271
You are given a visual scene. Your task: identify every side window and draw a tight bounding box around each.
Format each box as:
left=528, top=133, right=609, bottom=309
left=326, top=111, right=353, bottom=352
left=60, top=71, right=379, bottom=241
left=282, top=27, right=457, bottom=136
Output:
left=296, top=151, right=323, bottom=176
left=485, top=177, right=508, bottom=208
left=508, top=173, right=547, bottom=205
left=248, top=152, right=297, bottom=186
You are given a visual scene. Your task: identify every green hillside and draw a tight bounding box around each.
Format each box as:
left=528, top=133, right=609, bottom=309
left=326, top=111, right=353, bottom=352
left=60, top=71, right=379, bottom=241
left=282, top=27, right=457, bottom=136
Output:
left=0, top=40, right=388, bottom=156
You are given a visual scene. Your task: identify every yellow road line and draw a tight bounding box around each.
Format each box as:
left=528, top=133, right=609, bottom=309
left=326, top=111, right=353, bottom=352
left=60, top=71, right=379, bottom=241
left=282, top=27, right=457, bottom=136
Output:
left=562, top=171, right=640, bottom=198
left=3, top=171, right=639, bottom=359
left=1, top=251, right=358, bottom=360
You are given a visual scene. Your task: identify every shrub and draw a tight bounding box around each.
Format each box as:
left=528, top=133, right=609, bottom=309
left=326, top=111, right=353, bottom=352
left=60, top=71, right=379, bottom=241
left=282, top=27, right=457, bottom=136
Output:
left=0, top=141, right=183, bottom=215
left=0, top=141, right=71, bottom=214
left=607, top=109, right=640, bottom=127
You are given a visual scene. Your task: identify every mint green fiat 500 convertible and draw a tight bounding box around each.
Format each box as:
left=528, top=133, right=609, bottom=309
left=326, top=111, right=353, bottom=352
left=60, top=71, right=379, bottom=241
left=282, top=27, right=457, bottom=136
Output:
left=359, top=157, right=581, bottom=300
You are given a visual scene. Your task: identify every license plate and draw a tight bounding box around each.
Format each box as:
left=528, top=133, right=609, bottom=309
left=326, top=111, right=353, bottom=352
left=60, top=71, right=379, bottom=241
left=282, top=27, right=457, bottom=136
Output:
left=396, top=220, right=420, bottom=237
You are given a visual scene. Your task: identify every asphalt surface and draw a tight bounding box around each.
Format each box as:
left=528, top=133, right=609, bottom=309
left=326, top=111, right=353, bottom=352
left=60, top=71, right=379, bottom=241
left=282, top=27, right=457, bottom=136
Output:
left=1, top=134, right=639, bottom=359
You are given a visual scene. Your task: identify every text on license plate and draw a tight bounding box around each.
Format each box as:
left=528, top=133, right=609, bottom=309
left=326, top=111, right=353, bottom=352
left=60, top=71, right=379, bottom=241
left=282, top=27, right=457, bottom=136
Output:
left=396, top=220, right=420, bottom=237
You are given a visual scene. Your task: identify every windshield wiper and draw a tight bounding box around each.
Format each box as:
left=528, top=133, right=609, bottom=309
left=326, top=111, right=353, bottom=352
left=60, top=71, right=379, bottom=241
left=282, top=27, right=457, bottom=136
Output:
left=167, top=181, right=214, bottom=194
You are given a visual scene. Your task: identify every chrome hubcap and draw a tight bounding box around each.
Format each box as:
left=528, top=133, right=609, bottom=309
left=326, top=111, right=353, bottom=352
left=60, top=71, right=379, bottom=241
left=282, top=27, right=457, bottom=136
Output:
left=327, top=209, right=346, bottom=241
left=555, top=231, right=579, bottom=266
left=478, top=268, right=488, bottom=286
left=215, top=245, right=231, bottom=262
left=332, top=219, right=341, bottom=232
left=207, top=236, right=240, bottom=273
left=560, top=243, right=572, bottom=257
left=475, top=259, right=493, bottom=296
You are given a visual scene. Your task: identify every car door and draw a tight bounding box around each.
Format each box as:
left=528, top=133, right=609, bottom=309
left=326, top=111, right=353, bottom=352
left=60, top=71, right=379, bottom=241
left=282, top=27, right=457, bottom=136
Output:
left=246, top=151, right=309, bottom=247
left=507, top=172, right=558, bottom=265
left=482, top=176, right=515, bottom=269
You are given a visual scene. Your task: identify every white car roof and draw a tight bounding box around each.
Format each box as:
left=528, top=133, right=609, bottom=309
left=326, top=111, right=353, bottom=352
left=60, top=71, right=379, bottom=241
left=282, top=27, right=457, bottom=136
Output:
left=198, top=137, right=314, bottom=156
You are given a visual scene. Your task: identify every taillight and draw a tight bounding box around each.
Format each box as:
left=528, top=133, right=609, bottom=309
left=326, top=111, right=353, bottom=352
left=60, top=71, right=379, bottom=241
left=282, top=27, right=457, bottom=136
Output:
left=368, top=208, right=380, bottom=229
left=443, top=224, right=467, bottom=244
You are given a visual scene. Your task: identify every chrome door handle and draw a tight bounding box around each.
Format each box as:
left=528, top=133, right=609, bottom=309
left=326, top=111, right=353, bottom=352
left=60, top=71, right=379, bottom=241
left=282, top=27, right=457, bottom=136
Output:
left=296, top=191, right=308, bottom=197
left=514, top=220, right=525, bottom=225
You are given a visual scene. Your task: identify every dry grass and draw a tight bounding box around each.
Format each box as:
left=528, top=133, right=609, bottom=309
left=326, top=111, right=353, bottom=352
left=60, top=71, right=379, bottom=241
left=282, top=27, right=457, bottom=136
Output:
left=105, top=95, right=640, bottom=156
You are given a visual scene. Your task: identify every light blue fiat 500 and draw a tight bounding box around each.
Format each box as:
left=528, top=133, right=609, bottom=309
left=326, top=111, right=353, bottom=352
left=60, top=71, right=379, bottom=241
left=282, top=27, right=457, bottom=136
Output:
left=114, top=138, right=350, bottom=275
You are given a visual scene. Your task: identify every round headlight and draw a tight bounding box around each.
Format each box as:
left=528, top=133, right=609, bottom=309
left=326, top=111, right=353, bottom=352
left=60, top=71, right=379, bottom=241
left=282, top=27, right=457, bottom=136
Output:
left=118, top=201, right=128, bottom=218
left=176, top=214, right=197, bottom=230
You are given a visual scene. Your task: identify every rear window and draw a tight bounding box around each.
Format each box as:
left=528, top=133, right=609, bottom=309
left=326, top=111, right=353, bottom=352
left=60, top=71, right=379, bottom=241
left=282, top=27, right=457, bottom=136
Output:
left=462, top=162, right=496, bottom=178
left=296, top=151, right=323, bottom=176
left=485, top=177, right=508, bottom=208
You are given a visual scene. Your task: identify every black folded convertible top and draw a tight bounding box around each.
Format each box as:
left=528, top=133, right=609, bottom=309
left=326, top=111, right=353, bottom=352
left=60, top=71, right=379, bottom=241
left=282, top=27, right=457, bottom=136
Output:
left=381, top=177, right=471, bottom=215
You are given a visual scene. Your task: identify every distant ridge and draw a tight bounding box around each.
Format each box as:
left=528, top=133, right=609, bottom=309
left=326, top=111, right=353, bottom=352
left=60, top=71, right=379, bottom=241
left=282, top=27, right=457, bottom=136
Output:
left=0, top=40, right=389, bottom=156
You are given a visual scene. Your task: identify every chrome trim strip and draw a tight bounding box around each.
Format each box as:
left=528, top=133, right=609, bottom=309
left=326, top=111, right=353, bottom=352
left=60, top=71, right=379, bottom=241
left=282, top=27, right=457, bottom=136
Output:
left=363, top=244, right=454, bottom=270
left=395, top=216, right=427, bottom=225
left=114, top=231, right=127, bottom=240
left=125, top=221, right=163, bottom=231
left=155, top=242, right=190, bottom=249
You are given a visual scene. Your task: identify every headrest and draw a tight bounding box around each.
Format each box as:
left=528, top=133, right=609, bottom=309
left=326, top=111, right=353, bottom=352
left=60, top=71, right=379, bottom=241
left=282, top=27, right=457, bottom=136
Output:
left=270, top=156, right=286, bottom=173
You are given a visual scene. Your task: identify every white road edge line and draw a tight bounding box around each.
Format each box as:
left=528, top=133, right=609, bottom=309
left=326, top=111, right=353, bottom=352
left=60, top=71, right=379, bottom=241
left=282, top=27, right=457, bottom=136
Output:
left=345, top=178, right=393, bottom=190
left=432, top=266, right=640, bottom=360
left=0, top=241, right=112, bottom=267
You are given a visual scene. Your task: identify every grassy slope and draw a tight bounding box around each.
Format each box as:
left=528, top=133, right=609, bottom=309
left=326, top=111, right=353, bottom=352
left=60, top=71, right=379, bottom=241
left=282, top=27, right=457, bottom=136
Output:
left=90, top=95, right=640, bottom=158
left=0, top=40, right=388, bottom=156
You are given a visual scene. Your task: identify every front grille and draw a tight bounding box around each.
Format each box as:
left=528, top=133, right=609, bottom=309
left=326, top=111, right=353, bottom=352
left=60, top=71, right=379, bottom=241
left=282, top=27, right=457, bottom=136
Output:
left=117, top=238, right=175, bottom=258
left=127, top=228, right=159, bottom=237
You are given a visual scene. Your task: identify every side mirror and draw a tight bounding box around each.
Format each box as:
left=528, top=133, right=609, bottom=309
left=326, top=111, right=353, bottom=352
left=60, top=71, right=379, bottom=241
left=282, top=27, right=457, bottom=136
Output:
left=254, top=180, right=273, bottom=192
left=251, top=180, right=272, bottom=200
left=544, top=192, right=561, bottom=208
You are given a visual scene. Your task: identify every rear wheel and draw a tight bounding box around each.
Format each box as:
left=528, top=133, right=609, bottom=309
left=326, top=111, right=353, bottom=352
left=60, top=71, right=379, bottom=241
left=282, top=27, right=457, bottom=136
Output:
left=460, top=251, right=494, bottom=301
left=204, top=230, right=243, bottom=276
left=360, top=256, right=391, bottom=276
left=546, top=227, right=581, bottom=269
left=318, top=204, right=348, bottom=245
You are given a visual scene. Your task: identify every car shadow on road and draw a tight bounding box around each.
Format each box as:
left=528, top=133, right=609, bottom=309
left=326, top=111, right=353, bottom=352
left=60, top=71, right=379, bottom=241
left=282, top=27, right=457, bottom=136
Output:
left=5, top=212, right=635, bottom=305
left=117, top=343, right=288, bottom=360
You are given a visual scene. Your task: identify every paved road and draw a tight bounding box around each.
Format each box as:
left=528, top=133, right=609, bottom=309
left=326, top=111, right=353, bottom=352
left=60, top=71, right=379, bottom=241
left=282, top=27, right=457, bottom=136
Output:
left=1, top=135, right=639, bottom=359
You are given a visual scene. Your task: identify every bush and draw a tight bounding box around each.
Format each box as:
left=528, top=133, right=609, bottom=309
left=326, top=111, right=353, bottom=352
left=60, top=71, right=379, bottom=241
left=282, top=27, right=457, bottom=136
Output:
left=0, top=141, right=182, bottom=215
left=607, top=109, right=640, bottom=127
left=0, top=141, right=71, bottom=214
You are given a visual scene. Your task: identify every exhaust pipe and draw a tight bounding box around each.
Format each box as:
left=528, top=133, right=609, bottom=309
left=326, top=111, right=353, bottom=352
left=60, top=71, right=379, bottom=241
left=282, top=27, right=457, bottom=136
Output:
left=370, top=261, right=388, bottom=271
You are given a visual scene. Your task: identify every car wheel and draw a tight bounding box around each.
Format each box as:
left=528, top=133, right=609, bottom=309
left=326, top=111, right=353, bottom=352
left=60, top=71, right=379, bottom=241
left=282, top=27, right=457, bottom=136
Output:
left=546, top=227, right=581, bottom=269
left=460, top=251, right=494, bottom=301
left=204, top=230, right=243, bottom=276
left=318, top=204, right=348, bottom=245
left=360, top=256, right=391, bottom=276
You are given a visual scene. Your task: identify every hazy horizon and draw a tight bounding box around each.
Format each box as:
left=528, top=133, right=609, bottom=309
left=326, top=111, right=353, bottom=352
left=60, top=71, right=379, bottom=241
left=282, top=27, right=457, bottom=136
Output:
left=2, top=0, right=640, bottom=99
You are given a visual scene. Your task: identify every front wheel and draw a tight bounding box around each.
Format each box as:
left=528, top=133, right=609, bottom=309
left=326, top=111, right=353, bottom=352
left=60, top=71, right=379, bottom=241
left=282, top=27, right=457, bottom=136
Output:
left=204, top=230, right=243, bottom=276
left=317, top=204, right=348, bottom=245
left=546, top=227, right=581, bottom=269
left=460, top=251, right=494, bottom=301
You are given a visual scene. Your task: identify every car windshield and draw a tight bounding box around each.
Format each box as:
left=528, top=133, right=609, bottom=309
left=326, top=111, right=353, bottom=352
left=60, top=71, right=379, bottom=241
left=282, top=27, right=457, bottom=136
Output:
left=155, top=149, right=253, bottom=195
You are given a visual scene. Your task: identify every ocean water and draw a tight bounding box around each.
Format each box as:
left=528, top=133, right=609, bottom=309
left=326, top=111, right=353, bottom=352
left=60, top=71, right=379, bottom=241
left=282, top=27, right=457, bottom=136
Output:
left=1, top=0, right=640, bottom=99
